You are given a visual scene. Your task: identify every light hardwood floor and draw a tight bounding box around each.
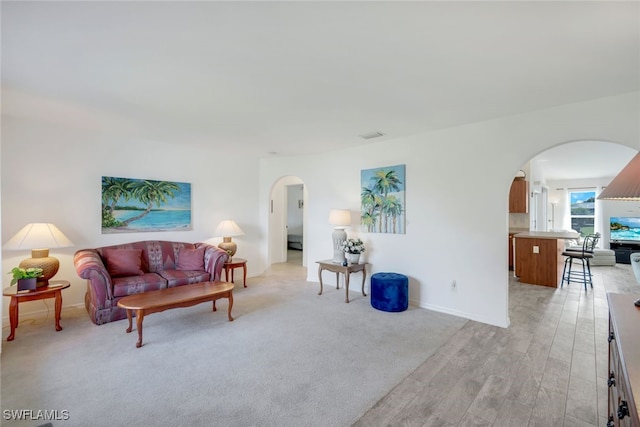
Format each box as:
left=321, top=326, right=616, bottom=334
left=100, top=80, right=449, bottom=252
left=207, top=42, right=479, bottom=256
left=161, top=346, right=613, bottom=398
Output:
left=355, top=262, right=639, bottom=427
left=287, top=248, right=303, bottom=265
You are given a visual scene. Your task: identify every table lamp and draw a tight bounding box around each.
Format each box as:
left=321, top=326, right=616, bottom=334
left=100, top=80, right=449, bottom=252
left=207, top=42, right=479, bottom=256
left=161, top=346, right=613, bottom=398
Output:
left=329, top=209, right=351, bottom=263
left=597, top=152, right=640, bottom=201
left=214, top=220, right=245, bottom=259
left=3, top=223, right=74, bottom=287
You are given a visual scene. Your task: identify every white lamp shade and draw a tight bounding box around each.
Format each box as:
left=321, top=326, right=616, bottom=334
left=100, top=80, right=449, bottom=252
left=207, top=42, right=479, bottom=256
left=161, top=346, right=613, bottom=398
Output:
left=329, top=209, right=351, bottom=227
left=598, top=152, right=640, bottom=201
left=4, top=223, right=74, bottom=250
left=214, top=220, right=245, bottom=238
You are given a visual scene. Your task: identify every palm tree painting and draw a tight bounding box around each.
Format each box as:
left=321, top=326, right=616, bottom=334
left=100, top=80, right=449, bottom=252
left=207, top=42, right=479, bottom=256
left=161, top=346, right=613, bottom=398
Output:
left=101, top=176, right=192, bottom=233
left=360, top=164, right=406, bottom=234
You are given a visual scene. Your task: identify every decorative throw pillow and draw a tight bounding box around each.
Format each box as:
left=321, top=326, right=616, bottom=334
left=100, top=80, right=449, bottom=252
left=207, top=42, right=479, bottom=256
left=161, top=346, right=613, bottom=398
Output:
left=177, top=247, right=205, bottom=271
left=103, top=249, right=144, bottom=277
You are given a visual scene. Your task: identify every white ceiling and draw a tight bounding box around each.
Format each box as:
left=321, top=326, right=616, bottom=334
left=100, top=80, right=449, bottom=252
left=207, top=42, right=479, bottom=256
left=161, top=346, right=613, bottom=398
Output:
left=532, top=141, right=638, bottom=182
left=2, top=1, right=639, bottom=175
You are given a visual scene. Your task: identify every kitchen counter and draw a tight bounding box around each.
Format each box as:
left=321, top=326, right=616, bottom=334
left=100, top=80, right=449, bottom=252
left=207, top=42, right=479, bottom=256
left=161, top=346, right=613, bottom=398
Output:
left=514, top=231, right=580, bottom=240
left=509, top=227, right=529, bottom=234
left=508, top=228, right=529, bottom=270
left=513, top=231, right=579, bottom=287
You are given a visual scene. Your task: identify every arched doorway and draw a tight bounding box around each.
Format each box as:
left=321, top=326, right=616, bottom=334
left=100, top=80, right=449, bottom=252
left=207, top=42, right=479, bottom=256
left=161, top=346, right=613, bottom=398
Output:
left=509, top=140, right=636, bottom=231
left=508, top=140, right=637, bottom=272
left=268, top=176, right=308, bottom=267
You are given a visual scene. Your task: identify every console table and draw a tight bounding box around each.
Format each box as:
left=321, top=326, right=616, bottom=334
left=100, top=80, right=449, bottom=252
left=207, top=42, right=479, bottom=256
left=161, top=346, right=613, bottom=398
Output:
left=316, top=260, right=368, bottom=303
left=607, top=293, right=640, bottom=426
left=610, top=241, right=640, bottom=264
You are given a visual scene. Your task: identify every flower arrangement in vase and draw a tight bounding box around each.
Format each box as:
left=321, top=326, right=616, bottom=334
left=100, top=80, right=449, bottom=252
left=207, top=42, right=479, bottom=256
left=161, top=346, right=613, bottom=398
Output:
left=341, top=238, right=365, bottom=264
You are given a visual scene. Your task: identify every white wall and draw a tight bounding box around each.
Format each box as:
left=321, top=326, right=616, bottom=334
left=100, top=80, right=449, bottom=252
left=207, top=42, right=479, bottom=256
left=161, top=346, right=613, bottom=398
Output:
left=1, top=115, right=263, bottom=321
left=260, top=92, right=640, bottom=327
left=2, top=91, right=638, bottom=330
left=0, top=137, right=3, bottom=351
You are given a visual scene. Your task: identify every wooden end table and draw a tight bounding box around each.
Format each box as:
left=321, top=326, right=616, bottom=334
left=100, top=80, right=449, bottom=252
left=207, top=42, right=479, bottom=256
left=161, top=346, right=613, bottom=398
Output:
left=224, top=258, right=247, bottom=288
left=3, top=280, right=71, bottom=341
left=316, top=260, right=368, bottom=303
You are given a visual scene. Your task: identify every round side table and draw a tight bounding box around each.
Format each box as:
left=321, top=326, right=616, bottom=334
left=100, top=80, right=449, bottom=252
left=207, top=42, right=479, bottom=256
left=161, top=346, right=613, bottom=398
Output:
left=223, top=258, right=247, bottom=288
left=2, top=280, right=71, bottom=341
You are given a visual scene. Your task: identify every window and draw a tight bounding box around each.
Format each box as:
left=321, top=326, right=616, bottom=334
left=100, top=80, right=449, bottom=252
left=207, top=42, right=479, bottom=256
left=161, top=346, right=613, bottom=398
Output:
left=570, top=190, right=596, bottom=237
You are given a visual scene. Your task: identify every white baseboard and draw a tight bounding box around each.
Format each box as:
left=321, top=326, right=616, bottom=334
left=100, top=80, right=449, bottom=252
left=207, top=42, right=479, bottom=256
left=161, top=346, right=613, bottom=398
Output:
left=411, top=297, right=510, bottom=328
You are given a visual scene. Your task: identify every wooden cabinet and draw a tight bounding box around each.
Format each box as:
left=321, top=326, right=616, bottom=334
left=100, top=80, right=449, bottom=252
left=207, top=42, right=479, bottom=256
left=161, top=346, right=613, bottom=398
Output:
left=514, top=236, right=565, bottom=287
left=509, top=179, right=528, bottom=213
left=607, top=293, right=640, bottom=427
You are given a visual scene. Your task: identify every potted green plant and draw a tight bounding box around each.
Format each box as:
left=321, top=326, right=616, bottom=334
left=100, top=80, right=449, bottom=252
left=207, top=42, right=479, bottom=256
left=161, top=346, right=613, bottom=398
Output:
left=9, top=267, right=43, bottom=291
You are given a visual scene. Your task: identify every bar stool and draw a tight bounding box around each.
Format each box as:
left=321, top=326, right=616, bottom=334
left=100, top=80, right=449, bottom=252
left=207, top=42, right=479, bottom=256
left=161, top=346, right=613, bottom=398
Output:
left=561, top=233, right=599, bottom=290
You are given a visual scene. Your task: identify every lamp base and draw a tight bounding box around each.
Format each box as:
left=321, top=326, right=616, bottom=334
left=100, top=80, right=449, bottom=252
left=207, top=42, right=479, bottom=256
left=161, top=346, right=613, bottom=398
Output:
left=332, top=228, right=347, bottom=264
left=218, top=237, right=237, bottom=257
left=19, top=249, right=58, bottom=287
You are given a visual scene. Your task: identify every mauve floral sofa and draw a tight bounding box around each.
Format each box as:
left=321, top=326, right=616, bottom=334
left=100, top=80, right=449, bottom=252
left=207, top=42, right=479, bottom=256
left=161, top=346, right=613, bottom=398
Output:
left=74, top=240, right=229, bottom=325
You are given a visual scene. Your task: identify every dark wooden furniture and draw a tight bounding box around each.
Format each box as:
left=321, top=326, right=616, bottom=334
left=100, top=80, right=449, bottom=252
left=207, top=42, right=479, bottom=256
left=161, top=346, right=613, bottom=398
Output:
left=610, top=241, right=640, bottom=264
left=607, top=293, right=640, bottom=427
left=316, top=260, right=368, bottom=303
left=3, top=280, right=70, bottom=341
left=223, top=257, right=247, bottom=288
left=509, top=178, right=528, bottom=213
left=117, top=281, right=234, bottom=348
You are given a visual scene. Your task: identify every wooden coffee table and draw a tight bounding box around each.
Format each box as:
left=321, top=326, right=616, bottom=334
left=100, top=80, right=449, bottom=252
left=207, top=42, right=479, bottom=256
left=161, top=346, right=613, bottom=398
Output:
left=117, top=281, right=234, bottom=348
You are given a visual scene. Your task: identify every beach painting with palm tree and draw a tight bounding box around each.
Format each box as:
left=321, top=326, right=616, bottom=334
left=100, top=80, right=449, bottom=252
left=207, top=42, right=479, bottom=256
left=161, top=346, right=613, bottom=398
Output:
left=101, top=176, right=192, bottom=233
left=361, top=164, right=406, bottom=234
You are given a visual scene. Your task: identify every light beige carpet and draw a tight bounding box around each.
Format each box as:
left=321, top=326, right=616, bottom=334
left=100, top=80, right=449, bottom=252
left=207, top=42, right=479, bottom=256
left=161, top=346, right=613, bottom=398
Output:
left=1, top=262, right=467, bottom=427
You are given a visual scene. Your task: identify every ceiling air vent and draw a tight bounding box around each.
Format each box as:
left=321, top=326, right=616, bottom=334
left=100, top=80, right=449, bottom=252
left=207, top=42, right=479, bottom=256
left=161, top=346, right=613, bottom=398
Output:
left=359, top=131, right=385, bottom=140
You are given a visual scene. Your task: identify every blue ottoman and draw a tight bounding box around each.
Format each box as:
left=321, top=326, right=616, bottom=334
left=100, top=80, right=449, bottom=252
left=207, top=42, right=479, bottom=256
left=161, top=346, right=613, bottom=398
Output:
left=371, top=272, right=408, bottom=312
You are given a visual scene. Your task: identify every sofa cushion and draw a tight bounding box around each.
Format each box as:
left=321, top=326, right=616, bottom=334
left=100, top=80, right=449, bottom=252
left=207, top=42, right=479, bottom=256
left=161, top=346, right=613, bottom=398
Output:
left=177, top=246, right=205, bottom=271
left=112, top=273, right=167, bottom=297
left=158, top=270, right=210, bottom=287
left=103, top=249, right=144, bottom=277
